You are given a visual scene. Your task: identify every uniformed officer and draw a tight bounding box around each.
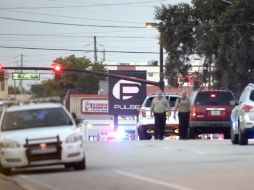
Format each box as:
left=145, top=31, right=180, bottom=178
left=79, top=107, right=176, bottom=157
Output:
left=173, top=91, right=191, bottom=140
left=151, top=91, right=170, bottom=140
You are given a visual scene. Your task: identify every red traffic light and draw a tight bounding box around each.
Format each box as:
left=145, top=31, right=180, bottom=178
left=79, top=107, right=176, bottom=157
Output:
left=0, top=64, right=3, bottom=71
left=53, top=63, right=63, bottom=73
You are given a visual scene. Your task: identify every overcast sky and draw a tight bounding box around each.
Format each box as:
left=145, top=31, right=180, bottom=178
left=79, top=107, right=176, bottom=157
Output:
left=0, top=0, right=191, bottom=85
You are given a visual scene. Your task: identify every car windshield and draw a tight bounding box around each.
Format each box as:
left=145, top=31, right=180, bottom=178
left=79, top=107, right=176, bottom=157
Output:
left=2, top=107, right=73, bottom=131
left=194, top=92, right=235, bottom=106
left=144, top=96, right=178, bottom=108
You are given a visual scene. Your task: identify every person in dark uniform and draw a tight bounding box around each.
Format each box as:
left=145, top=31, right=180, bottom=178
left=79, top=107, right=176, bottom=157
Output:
left=173, top=91, right=190, bottom=140
left=151, top=91, right=170, bottom=140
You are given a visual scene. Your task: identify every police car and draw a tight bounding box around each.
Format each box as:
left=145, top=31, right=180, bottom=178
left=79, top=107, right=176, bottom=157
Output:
left=0, top=98, right=86, bottom=175
left=137, top=94, right=180, bottom=140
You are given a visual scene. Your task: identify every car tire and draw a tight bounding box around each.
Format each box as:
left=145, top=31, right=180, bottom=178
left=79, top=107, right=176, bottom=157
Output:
left=239, top=129, right=248, bottom=145
left=188, top=127, right=197, bottom=139
left=230, top=128, right=239, bottom=144
left=223, top=132, right=231, bottom=139
left=137, top=126, right=151, bottom=140
left=73, top=157, right=86, bottom=170
left=0, top=162, right=12, bottom=176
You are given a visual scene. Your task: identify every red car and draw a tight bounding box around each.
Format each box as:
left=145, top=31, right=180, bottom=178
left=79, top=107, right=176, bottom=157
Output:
left=188, top=90, right=237, bottom=139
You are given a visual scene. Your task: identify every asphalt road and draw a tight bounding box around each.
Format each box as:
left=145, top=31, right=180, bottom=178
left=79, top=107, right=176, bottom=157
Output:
left=8, top=139, right=254, bottom=190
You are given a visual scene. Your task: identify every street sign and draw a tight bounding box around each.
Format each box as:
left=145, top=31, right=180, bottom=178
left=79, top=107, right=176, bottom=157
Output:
left=12, top=73, right=40, bottom=80
left=108, top=70, right=146, bottom=116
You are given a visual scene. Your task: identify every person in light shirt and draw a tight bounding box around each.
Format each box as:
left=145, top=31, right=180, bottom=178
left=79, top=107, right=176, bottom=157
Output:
left=173, top=91, right=191, bottom=140
left=151, top=90, right=170, bottom=140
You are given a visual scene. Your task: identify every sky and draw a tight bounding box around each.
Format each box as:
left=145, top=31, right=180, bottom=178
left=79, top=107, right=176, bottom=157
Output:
left=0, top=0, right=191, bottom=87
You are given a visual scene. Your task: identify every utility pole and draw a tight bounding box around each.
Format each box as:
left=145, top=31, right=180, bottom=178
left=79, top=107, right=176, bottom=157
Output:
left=20, top=54, right=23, bottom=94
left=103, top=49, right=106, bottom=62
left=159, top=31, right=164, bottom=91
left=94, top=36, right=97, bottom=63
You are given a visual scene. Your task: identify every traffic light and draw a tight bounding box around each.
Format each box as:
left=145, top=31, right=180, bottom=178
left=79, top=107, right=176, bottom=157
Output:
left=52, top=63, right=63, bottom=80
left=0, top=64, right=4, bottom=81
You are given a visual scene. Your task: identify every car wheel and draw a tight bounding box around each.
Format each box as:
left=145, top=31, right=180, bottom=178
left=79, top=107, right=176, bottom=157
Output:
left=74, top=157, right=86, bottom=170
left=188, top=127, right=196, bottom=139
left=224, top=132, right=231, bottom=139
left=0, top=162, right=12, bottom=176
left=230, top=128, right=239, bottom=144
left=73, top=157, right=86, bottom=170
left=239, top=129, right=248, bottom=145
left=138, top=126, right=152, bottom=140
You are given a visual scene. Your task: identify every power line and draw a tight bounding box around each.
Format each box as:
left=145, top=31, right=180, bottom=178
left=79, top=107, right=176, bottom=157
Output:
left=0, top=0, right=165, bottom=10
left=0, top=9, right=144, bottom=24
left=1, top=15, right=253, bottom=29
left=0, top=45, right=159, bottom=54
left=0, top=33, right=155, bottom=39
left=0, top=16, right=144, bottom=28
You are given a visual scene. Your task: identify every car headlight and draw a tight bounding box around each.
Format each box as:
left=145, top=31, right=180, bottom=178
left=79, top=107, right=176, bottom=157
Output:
left=66, top=134, right=82, bottom=143
left=0, top=139, right=21, bottom=148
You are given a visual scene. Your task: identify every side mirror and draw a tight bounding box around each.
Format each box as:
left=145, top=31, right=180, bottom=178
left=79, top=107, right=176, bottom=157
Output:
left=75, top=119, right=82, bottom=125
left=71, top=112, right=81, bottom=125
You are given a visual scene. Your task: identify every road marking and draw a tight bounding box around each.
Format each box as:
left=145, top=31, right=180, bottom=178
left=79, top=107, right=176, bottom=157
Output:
left=195, top=151, right=207, bottom=155
left=17, top=175, right=59, bottom=190
left=115, top=170, right=194, bottom=190
left=162, top=147, right=172, bottom=150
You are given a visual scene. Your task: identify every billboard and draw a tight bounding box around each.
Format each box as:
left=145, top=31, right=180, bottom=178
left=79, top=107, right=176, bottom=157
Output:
left=108, top=70, right=146, bottom=115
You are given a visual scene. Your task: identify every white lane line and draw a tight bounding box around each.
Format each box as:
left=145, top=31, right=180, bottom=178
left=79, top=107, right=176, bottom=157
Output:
left=17, top=175, right=59, bottom=190
left=115, top=170, right=194, bottom=190
left=195, top=151, right=207, bottom=155
left=162, top=147, right=172, bottom=150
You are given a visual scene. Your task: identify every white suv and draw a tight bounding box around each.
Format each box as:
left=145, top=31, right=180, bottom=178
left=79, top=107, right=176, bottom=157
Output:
left=0, top=100, right=86, bottom=175
left=137, top=94, right=180, bottom=140
left=231, top=83, right=254, bottom=145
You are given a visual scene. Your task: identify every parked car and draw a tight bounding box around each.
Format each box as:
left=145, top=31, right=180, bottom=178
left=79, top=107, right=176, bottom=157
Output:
left=231, top=83, right=254, bottom=145
left=137, top=94, right=180, bottom=140
left=189, top=90, right=237, bottom=139
left=0, top=98, right=86, bottom=175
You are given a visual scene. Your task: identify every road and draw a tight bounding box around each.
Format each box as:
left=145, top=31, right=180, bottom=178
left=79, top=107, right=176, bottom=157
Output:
left=8, top=140, right=254, bottom=190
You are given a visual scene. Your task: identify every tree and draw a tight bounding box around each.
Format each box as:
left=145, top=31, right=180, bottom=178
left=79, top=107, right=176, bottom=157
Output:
left=37, top=55, right=106, bottom=98
left=155, top=3, right=196, bottom=87
left=155, top=0, right=254, bottom=96
left=8, top=86, right=20, bottom=95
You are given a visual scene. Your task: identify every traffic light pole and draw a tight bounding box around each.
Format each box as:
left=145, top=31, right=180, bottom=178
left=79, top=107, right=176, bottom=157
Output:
left=3, top=66, right=162, bottom=87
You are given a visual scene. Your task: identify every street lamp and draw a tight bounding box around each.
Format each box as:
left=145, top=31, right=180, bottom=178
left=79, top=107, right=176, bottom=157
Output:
left=221, top=0, right=232, bottom=5
left=146, top=22, right=164, bottom=91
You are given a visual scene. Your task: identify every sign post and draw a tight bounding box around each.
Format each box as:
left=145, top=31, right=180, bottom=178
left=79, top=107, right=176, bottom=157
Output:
left=108, top=70, right=146, bottom=131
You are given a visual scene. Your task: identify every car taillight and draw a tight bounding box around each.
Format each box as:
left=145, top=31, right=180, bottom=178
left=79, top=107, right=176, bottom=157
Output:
left=191, top=107, right=196, bottom=119
left=242, top=105, right=254, bottom=112
left=140, top=108, right=146, bottom=117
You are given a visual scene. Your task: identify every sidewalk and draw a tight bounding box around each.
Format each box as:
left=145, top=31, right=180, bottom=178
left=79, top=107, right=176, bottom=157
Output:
left=0, top=174, right=25, bottom=190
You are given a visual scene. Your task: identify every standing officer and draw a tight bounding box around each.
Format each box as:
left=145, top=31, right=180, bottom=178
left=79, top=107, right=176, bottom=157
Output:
left=151, top=91, right=170, bottom=140
left=173, top=91, right=191, bottom=140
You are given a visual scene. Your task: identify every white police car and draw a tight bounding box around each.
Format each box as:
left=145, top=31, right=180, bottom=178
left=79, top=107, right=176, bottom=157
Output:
left=137, top=94, right=180, bottom=140
left=0, top=99, right=86, bottom=175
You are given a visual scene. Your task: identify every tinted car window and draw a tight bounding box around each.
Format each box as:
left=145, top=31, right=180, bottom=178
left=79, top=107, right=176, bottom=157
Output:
left=250, top=90, right=254, bottom=101
left=170, top=97, right=178, bottom=107
left=144, top=96, right=178, bottom=108
left=2, top=108, right=73, bottom=131
left=194, top=92, right=235, bottom=106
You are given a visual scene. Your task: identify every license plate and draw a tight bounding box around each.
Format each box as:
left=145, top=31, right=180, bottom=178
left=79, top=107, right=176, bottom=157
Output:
left=31, top=147, right=57, bottom=154
left=211, top=110, right=221, bottom=116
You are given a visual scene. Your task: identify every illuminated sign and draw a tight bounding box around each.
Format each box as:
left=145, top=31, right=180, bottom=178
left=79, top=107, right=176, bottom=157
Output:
left=12, top=73, right=40, bottom=80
